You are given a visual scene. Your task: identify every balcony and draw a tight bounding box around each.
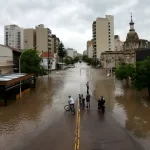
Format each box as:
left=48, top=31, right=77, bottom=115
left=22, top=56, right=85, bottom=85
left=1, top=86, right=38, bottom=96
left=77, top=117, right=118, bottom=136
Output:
left=92, top=21, right=96, bottom=26
left=93, top=31, right=96, bottom=35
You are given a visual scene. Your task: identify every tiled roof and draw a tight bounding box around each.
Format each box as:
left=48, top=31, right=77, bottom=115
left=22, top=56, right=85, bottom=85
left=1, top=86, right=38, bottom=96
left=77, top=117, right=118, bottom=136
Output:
left=40, top=52, right=54, bottom=58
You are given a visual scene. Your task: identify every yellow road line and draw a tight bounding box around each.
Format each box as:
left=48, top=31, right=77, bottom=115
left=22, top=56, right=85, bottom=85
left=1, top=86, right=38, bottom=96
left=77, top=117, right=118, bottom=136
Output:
left=74, top=99, right=80, bottom=150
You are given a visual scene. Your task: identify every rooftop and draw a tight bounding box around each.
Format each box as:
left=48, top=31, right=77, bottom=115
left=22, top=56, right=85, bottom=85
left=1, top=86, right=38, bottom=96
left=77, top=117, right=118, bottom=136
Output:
left=0, top=73, right=26, bottom=82
left=40, top=52, right=54, bottom=58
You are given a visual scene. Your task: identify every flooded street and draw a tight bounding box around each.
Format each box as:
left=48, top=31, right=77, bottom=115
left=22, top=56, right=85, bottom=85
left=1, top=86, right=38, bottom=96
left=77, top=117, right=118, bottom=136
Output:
left=0, top=63, right=150, bottom=150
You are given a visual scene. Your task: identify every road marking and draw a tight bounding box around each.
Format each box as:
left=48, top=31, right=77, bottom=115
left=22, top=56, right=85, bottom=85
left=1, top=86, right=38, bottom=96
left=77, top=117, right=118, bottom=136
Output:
left=74, top=99, right=80, bottom=150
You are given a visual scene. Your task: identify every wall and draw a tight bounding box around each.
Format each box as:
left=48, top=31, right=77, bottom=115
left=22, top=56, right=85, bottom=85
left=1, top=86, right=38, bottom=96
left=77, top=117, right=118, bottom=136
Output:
left=0, top=45, right=14, bottom=74
left=24, top=28, right=35, bottom=49
left=36, top=28, right=48, bottom=52
left=96, top=18, right=108, bottom=59
left=40, top=58, right=56, bottom=70
left=67, top=49, right=74, bottom=58
left=106, top=15, right=114, bottom=51
left=4, top=25, right=24, bottom=49
left=87, top=44, right=93, bottom=58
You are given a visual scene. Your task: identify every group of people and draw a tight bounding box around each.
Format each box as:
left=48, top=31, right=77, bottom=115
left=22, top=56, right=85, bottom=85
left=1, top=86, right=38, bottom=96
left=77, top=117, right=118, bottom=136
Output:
left=79, top=92, right=91, bottom=108
left=68, top=82, right=105, bottom=111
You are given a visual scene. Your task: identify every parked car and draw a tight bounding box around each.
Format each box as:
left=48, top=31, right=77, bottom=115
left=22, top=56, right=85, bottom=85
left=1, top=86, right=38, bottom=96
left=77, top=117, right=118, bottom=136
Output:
left=68, top=64, right=75, bottom=68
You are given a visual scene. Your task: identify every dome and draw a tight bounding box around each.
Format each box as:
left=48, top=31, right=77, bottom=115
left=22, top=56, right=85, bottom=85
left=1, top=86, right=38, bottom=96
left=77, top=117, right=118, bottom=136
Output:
left=126, top=31, right=139, bottom=41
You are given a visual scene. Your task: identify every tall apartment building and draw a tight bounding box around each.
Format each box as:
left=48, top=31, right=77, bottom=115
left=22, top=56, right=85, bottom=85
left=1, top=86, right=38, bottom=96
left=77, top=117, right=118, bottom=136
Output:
left=92, top=15, right=114, bottom=59
left=87, top=40, right=93, bottom=58
left=4, top=25, right=24, bottom=49
left=24, top=28, right=36, bottom=49
left=35, top=24, right=51, bottom=52
left=51, top=34, right=60, bottom=54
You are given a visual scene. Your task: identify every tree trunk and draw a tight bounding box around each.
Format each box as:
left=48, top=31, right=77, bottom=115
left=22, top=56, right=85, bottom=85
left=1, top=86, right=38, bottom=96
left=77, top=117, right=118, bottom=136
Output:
left=148, top=87, right=150, bottom=100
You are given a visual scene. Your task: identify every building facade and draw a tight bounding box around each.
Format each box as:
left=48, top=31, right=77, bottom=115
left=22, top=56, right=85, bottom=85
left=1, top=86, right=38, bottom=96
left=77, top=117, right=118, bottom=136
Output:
left=4, top=25, right=24, bottom=50
left=74, top=50, right=77, bottom=58
left=40, top=52, right=56, bottom=70
left=0, top=45, right=14, bottom=74
left=24, top=28, right=36, bottom=49
left=114, top=35, right=123, bottom=51
left=92, top=15, right=114, bottom=60
left=35, top=24, right=52, bottom=52
left=87, top=40, right=93, bottom=58
left=51, top=34, right=60, bottom=54
left=66, top=48, right=74, bottom=58
left=101, top=14, right=149, bottom=69
left=83, top=50, right=87, bottom=56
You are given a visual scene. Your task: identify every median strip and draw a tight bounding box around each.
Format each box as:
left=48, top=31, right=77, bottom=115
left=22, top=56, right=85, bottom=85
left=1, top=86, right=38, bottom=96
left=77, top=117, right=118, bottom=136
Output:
left=74, top=99, right=80, bottom=150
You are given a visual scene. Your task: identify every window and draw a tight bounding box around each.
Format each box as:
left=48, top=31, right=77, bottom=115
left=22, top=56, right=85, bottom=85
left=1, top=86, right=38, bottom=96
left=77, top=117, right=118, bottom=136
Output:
left=109, top=48, right=111, bottom=50
left=109, top=38, right=111, bottom=41
left=109, top=32, right=110, bottom=34
left=109, top=35, right=110, bottom=37
left=109, top=26, right=110, bottom=28
left=109, top=42, right=111, bottom=44
left=109, top=29, right=110, bottom=31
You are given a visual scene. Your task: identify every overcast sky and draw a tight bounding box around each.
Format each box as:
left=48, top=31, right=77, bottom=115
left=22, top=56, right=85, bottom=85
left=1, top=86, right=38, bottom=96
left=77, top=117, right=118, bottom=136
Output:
left=0, top=0, right=149, bottom=53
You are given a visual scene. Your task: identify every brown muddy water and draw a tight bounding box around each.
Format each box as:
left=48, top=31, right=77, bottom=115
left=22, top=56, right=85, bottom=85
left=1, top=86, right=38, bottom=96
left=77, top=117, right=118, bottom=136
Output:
left=0, top=64, right=150, bottom=150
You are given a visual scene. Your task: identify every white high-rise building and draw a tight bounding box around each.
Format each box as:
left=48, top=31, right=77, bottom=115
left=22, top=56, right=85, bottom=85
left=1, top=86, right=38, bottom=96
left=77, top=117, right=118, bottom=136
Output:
left=92, top=15, right=114, bottom=59
left=4, top=25, right=24, bottom=49
left=66, top=48, right=74, bottom=58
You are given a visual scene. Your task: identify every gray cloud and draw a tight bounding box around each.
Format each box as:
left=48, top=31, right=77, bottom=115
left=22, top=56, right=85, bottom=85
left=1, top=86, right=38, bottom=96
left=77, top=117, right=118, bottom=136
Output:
left=0, top=0, right=150, bottom=53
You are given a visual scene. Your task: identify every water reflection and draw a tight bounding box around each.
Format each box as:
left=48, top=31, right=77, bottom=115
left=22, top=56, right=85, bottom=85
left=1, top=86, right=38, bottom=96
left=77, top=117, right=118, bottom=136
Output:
left=0, top=75, right=65, bottom=149
left=114, top=79, right=150, bottom=149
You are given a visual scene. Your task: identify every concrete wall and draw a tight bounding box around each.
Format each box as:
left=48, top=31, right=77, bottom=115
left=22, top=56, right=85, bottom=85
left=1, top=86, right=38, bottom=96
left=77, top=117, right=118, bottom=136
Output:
left=24, top=28, right=35, bottom=49
left=4, top=25, right=24, bottom=50
left=36, top=28, right=48, bottom=52
left=41, top=58, right=56, bottom=70
left=0, top=45, right=14, bottom=74
left=88, top=45, right=93, bottom=58
left=67, top=49, right=74, bottom=58
left=96, top=18, right=108, bottom=58
left=106, top=15, right=114, bottom=51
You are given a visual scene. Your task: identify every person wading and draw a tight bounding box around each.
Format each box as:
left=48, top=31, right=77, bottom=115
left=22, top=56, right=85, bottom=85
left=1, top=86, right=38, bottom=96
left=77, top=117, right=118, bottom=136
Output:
left=86, top=92, right=91, bottom=108
left=86, top=82, right=89, bottom=94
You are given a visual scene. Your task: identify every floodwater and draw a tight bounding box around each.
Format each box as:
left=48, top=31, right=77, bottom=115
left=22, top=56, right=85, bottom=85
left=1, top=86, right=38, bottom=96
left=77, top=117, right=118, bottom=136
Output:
left=0, top=63, right=150, bottom=150
left=92, top=69, right=150, bottom=150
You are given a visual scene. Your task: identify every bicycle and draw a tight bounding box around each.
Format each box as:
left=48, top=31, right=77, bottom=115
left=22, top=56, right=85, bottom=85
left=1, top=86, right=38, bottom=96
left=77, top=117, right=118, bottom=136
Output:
left=64, top=103, right=75, bottom=115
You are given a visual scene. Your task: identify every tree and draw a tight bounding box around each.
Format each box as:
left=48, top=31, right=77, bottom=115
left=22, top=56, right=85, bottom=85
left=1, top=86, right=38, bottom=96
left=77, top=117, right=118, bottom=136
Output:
left=64, top=56, right=73, bottom=65
left=132, top=57, right=150, bottom=99
left=73, top=57, right=79, bottom=63
left=82, top=55, right=88, bottom=62
left=58, top=42, right=67, bottom=63
left=115, top=63, right=135, bottom=86
left=21, top=49, right=46, bottom=76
